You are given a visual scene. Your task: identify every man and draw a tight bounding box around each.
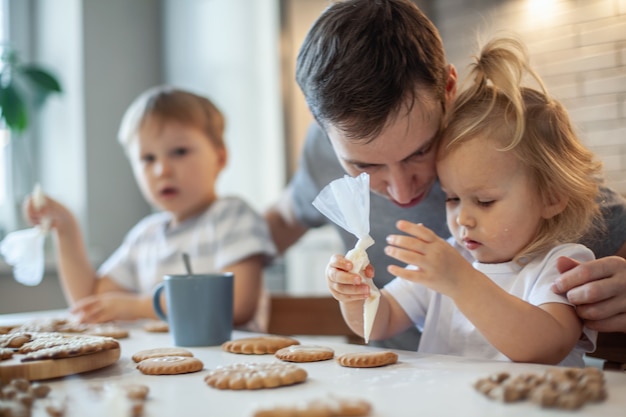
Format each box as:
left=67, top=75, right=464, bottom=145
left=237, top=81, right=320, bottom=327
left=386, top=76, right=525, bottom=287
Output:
left=265, top=0, right=626, bottom=350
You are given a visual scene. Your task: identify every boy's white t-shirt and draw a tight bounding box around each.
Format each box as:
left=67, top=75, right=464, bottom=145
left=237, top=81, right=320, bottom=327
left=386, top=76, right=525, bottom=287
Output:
left=98, top=196, right=277, bottom=331
left=384, top=240, right=597, bottom=367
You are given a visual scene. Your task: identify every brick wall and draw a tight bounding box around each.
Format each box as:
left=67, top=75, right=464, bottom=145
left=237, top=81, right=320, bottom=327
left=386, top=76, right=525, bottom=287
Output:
left=432, top=0, right=626, bottom=193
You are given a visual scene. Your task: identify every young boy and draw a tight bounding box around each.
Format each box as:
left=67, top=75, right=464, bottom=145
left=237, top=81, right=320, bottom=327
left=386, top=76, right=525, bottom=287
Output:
left=25, top=86, right=276, bottom=330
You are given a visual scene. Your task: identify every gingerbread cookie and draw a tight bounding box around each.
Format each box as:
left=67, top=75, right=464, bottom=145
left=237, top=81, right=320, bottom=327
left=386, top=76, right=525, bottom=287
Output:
left=336, top=351, right=398, bottom=368
left=204, top=362, right=307, bottom=390
left=143, top=320, right=169, bottom=333
left=132, top=347, right=194, bottom=363
left=15, top=332, right=120, bottom=361
left=0, top=348, right=13, bottom=360
left=84, top=324, right=129, bottom=339
left=474, top=367, right=607, bottom=410
left=0, top=332, right=32, bottom=349
left=253, top=396, right=372, bottom=417
left=222, top=336, right=300, bottom=355
left=137, top=356, right=203, bottom=375
left=275, top=345, right=334, bottom=363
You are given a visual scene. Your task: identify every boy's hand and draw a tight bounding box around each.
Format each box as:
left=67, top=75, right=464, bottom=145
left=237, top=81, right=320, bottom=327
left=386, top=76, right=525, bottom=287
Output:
left=71, top=292, right=146, bottom=323
left=23, top=193, right=73, bottom=231
left=326, top=254, right=374, bottom=303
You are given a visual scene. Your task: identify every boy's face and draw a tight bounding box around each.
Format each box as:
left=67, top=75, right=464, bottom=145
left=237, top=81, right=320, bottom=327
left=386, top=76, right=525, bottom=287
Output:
left=437, top=136, right=550, bottom=263
left=128, top=118, right=226, bottom=225
left=325, top=97, right=442, bottom=208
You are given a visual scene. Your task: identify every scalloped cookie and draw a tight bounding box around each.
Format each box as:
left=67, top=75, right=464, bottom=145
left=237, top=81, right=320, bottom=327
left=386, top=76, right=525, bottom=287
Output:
left=204, top=362, right=307, bottom=390
left=221, top=335, right=300, bottom=355
left=275, top=345, right=334, bottom=363
left=137, top=356, right=203, bottom=375
left=253, top=396, right=372, bottom=417
left=336, top=351, right=398, bottom=368
left=131, top=347, right=193, bottom=363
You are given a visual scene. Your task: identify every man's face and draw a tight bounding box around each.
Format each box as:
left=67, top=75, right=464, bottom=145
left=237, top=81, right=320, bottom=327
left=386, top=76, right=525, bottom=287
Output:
left=325, top=97, right=443, bottom=208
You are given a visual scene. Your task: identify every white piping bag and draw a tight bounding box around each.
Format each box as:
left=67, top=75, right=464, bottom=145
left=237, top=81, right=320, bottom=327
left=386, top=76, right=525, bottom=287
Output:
left=0, top=183, right=49, bottom=286
left=312, top=173, right=380, bottom=343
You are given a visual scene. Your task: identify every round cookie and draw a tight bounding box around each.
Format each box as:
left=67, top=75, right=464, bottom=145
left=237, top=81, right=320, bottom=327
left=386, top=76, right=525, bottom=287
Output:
left=84, top=324, right=129, bottom=339
left=132, top=347, right=194, bottom=363
left=221, top=336, right=300, bottom=355
left=254, top=396, right=372, bottom=417
left=204, top=362, right=307, bottom=390
left=143, top=320, right=169, bottom=333
left=275, top=345, right=334, bottom=363
left=336, top=351, right=398, bottom=368
left=137, top=356, right=203, bottom=375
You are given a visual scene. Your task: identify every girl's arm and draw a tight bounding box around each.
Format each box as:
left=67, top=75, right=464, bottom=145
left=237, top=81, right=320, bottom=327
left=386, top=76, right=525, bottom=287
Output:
left=326, top=254, right=413, bottom=341
left=386, top=221, right=582, bottom=365
left=452, top=276, right=582, bottom=364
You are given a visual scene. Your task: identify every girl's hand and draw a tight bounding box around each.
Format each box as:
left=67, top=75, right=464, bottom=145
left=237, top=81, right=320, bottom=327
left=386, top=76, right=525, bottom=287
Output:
left=385, top=221, right=476, bottom=297
left=325, top=254, right=374, bottom=303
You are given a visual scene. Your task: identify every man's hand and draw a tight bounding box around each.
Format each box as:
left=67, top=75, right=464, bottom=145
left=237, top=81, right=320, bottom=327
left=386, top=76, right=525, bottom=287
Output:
left=552, top=256, right=626, bottom=332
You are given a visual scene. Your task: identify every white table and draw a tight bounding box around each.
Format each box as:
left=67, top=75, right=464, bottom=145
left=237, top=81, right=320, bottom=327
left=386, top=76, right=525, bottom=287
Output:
left=2, top=310, right=626, bottom=417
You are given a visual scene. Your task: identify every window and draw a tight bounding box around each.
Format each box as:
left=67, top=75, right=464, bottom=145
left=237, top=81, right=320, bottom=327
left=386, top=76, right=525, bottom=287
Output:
left=0, top=0, right=10, bottom=236
left=0, top=0, right=38, bottom=237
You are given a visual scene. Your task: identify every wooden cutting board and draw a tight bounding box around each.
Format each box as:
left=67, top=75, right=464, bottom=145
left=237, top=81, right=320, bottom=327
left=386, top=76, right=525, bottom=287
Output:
left=0, top=347, right=120, bottom=383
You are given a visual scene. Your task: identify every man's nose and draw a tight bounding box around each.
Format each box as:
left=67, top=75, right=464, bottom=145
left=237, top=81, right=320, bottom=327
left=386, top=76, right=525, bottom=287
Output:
left=385, top=167, right=417, bottom=204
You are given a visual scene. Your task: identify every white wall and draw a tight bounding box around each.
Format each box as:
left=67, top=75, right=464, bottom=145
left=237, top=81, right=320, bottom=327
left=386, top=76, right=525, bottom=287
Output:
left=162, top=0, right=285, bottom=212
left=35, top=0, right=157, bottom=262
left=434, top=0, right=626, bottom=194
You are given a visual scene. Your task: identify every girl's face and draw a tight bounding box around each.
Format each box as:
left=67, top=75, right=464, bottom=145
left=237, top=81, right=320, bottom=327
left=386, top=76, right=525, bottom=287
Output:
left=128, top=118, right=226, bottom=225
left=437, top=136, right=553, bottom=263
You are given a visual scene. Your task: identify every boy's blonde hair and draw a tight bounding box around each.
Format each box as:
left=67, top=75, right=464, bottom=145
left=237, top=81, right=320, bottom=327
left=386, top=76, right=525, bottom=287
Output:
left=438, top=37, right=603, bottom=262
left=118, top=85, right=226, bottom=151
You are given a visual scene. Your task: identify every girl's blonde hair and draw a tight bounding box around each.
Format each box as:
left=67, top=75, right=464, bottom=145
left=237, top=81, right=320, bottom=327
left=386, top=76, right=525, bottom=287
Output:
left=117, top=85, right=226, bottom=152
left=438, top=37, right=603, bottom=262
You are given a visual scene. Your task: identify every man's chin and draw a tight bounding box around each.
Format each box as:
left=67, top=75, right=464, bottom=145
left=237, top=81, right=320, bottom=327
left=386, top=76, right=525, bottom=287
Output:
left=372, top=191, right=426, bottom=208
left=393, top=194, right=425, bottom=208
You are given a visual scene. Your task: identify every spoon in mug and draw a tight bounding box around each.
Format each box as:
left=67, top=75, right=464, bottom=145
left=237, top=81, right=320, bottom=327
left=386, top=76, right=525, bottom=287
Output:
left=182, top=252, right=193, bottom=276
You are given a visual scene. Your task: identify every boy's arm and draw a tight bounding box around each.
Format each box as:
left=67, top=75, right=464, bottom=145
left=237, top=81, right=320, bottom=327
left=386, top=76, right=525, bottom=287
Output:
left=52, top=213, right=101, bottom=304
left=264, top=188, right=309, bottom=255
left=23, top=193, right=102, bottom=305
left=221, top=254, right=266, bottom=326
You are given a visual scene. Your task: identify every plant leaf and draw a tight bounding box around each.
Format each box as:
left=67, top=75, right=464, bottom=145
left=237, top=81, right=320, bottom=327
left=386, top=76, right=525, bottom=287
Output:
left=18, top=65, right=62, bottom=93
left=0, top=82, right=28, bottom=132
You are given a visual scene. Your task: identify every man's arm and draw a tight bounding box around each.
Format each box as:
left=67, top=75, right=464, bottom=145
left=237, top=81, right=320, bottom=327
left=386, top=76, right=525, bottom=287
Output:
left=264, top=188, right=309, bottom=255
left=553, top=249, right=626, bottom=332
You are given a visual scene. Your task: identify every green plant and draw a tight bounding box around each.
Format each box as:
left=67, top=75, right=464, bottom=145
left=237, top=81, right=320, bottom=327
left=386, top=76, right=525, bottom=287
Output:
left=0, top=45, right=62, bottom=133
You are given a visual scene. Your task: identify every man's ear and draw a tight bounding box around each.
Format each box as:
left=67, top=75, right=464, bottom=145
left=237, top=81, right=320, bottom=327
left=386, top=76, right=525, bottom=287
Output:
left=542, top=192, right=569, bottom=219
left=445, top=64, right=458, bottom=107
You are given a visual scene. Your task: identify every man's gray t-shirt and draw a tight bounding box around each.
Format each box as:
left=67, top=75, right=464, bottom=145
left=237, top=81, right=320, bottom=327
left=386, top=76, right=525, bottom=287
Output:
left=289, top=122, right=626, bottom=351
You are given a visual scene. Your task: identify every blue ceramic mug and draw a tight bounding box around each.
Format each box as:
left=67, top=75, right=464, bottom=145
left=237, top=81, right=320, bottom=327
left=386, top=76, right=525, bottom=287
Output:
left=153, top=273, right=234, bottom=346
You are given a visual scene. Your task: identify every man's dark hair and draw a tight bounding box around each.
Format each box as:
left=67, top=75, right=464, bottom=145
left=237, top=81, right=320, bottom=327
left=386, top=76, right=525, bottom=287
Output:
left=296, top=0, right=448, bottom=141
